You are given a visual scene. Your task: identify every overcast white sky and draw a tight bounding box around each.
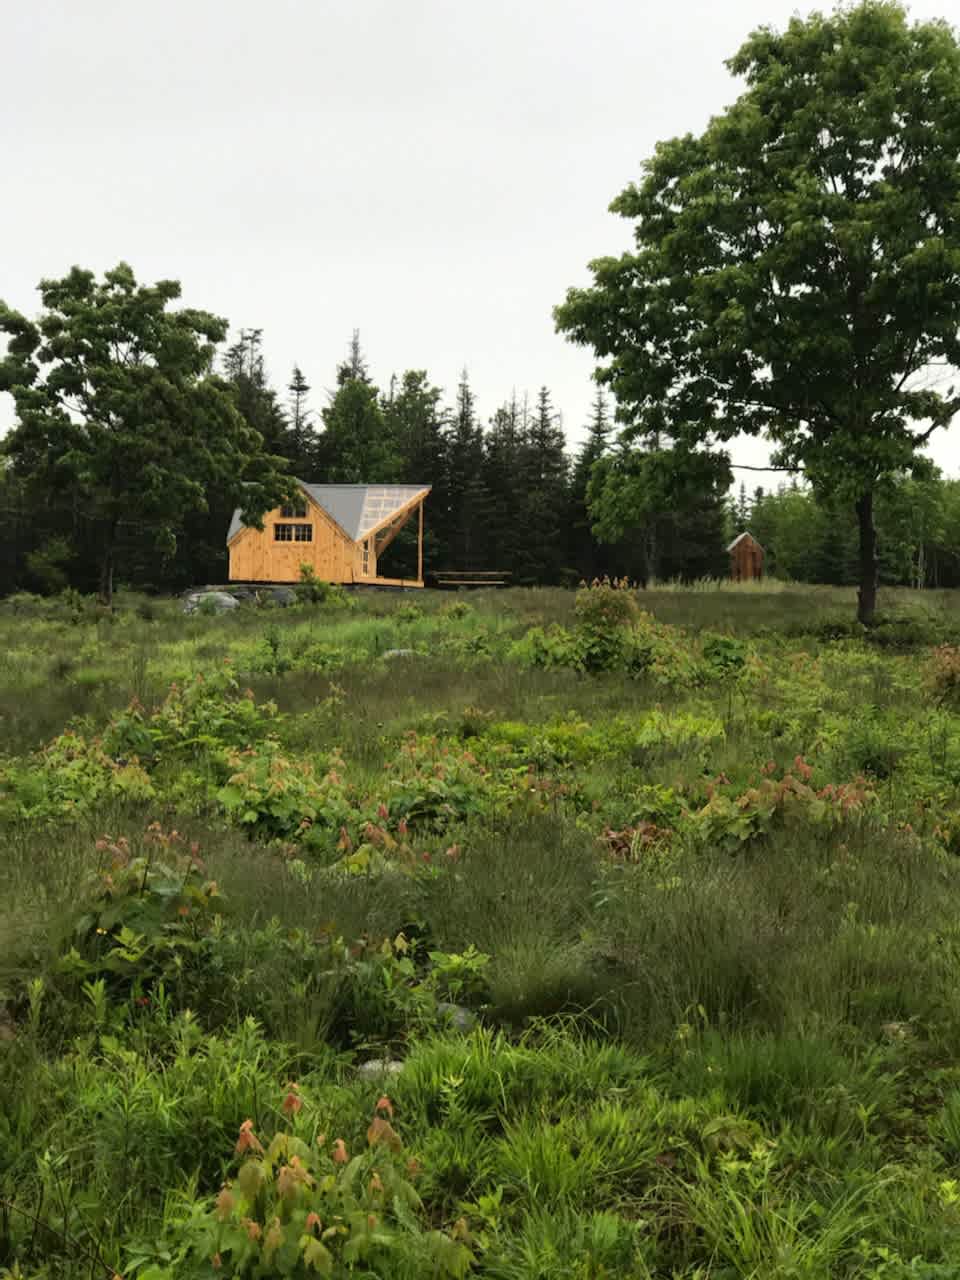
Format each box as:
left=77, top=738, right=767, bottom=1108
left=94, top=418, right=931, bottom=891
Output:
left=2, top=0, right=958, bottom=481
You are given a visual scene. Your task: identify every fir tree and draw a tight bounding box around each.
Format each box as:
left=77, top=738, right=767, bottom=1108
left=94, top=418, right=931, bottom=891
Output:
left=320, top=333, right=398, bottom=483
left=382, top=369, right=452, bottom=569
left=446, top=370, right=488, bottom=569
left=223, top=329, right=292, bottom=461
left=517, top=386, right=569, bottom=583
left=483, top=396, right=526, bottom=577
left=570, top=388, right=612, bottom=578
left=287, top=365, right=316, bottom=475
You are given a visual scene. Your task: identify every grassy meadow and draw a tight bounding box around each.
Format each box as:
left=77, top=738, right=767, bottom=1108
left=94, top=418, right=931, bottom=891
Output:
left=5, top=581, right=960, bottom=1276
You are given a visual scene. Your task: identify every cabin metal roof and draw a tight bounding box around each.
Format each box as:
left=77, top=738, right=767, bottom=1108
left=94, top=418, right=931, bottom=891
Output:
left=227, top=482, right=430, bottom=545
left=726, top=531, right=764, bottom=553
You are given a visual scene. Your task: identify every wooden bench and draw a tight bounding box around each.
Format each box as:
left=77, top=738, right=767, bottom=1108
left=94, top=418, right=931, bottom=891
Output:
left=433, top=571, right=512, bottom=589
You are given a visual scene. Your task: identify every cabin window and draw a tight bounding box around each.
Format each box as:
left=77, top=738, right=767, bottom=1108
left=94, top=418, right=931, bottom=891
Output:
left=280, top=499, right=307, bottom=518
left=362, top=538, right=370, bottom=575
left=275, top=523, right=312, bottom=542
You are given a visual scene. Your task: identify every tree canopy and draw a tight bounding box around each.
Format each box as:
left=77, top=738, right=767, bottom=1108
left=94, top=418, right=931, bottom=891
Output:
left=555, top=0, right=960, bottom=622
left=0, top=264, right=293, bottom=603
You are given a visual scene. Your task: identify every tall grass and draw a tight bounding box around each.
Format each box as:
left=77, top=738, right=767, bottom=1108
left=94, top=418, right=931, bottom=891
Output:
left=5, top=583, right=960, bottom=1275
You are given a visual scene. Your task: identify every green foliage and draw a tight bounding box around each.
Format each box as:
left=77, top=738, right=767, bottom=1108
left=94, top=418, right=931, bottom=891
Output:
left=321, top=369, right=398, bottom=484
left=24, top=537, right=73, bottom=594
left=587, top=446, right=731, bottom=583
left=141, top=1105, right=473, bottom=1279
left=9, top=587, right=960, bottom=1276
left=0, top=263, right=293, bottom=603
left=106, top=666, right=278, bottom=766
left=56, top=826, right=227, bottom=1001
left=296, top=565, right=354, bottom=610
left=556, top=1, right=960, bottom=621
left=511, top=584, right=710, bottom=685
left=0, top=729, right=156, bottom=823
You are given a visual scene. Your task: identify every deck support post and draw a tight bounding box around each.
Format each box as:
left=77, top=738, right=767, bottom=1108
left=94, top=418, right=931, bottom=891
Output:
left=418, top=500, right=424, bottom=585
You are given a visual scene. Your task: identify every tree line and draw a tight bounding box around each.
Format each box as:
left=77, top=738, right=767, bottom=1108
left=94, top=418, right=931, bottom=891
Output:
left=734, top=472, right=960, bottom=590
left=4, top=0, right=960, bottom=617
left=1, top=275, right=958, bottom=600
left=0, top=275, right=729, bottom=599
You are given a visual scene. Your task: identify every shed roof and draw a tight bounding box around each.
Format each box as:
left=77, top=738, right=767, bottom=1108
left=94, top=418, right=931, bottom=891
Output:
left=726, top=531, right=764, bottom=553
left=227, top=482, right=430, bottom=545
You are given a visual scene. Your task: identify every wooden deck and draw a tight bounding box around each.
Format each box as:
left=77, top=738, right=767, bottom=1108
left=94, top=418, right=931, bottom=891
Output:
left=223, top=576, right=424, bottom=592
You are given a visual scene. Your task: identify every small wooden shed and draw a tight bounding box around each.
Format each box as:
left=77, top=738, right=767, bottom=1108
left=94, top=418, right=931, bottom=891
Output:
left=227, top=482, right=431, bottom=586
left=727, top=531, right=764, bottom=582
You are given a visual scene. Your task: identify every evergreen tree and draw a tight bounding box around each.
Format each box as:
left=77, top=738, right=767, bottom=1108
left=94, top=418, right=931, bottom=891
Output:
left=223, top=329, right=292, bottom=461
left=517, top=387, right=569, bottom=583
left=446, top=370, right=488, bottom=569
left=337, top=329, right=370, bottom=386
left=287, top=365, right=316, bottom=475
left=569, top=388, right=612, bottom=578
left=735, top=482, right=750, bottom=528
left=320, top=333, right=398, bottom=484
left=483, top=396, right=526, bottom=578
left=382, top=369, right=452, bottom=570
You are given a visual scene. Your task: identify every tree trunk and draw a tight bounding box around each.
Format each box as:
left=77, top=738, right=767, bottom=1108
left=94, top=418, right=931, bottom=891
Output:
left=856, top=490, right=878, bottom=626
left=98, top=521, right=117, bottom=607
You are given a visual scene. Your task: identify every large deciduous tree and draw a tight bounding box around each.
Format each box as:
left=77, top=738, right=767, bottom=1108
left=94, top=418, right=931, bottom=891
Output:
left=0, top=264, right=293, bottom=604
left=588, top=446, right=732, bottom=584
left=555, top=1, right=960, bottom=622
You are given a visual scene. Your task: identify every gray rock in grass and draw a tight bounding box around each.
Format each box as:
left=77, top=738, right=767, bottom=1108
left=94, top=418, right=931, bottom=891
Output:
left=437, top=1002, right=476, bottom=1032
left=357, top=1058, right=404, bottom=1080
left=182, top=591, right=240, bottom=615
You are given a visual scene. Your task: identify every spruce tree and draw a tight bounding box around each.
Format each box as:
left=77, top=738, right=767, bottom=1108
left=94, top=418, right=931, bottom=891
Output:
left=320, top=333, right=398, bottom=484
left=446, top=370, right=489, bottom=570
left=517, top=387, right=569, bottom=583
left=223, top=330, right=292, bottom=461
left=382, top=369, right=452, bottom=569
left=287, top=365, right=316, bottom=476
left=569, top=388, right=612, bottom=578
left=484, top=396, right=526, bottom=578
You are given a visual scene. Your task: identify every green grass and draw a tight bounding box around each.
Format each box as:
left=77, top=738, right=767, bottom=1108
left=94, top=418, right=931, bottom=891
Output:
left=4, top=582, right=960, bottom=1276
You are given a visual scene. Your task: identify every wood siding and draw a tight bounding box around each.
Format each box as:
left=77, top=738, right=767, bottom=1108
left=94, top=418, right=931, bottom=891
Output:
left=228, top=499, right=362, bottom=584
left=729, top=534, right=764, bottom=582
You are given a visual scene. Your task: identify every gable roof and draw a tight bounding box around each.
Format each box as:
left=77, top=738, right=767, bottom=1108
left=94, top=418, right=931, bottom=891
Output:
left=227, top=482, right=431, bottom=546
left=726, top=531, right=764, bottom=553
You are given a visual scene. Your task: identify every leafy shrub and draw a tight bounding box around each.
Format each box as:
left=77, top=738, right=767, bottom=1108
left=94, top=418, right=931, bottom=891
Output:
left=56, top=825, right=226, bottom=1002
left=510, top=586, right=706, bottom=686
left=573, top=580, right=638, bottom=629
left=571, top=582, right=638, bottom=673
left=103, top=667, right=277, bottom=770
left=440, top=599, right=473, bottom=620
left=382, top=733, right=523, bottom=832
left=702, top=631, right=748, bottom=675
left=0, top=730, right=156, bottom=823
left=508, top=623, right=579, bottom=670
left=295, top=640, right=349, bottom=673
left=297, top=564, right=355, bottom=609
left=926, top=644, right=960, bottom=708
left=25, top=537, right=73, bottom=594
left=686, top=759, right=877, bottom=850
left=218, top=745, right=356, bottom=841
left=142, top=1103, right=474, bottom=1279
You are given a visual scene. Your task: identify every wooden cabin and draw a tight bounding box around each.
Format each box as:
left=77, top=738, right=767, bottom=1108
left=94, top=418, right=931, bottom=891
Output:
left=727, top=531, right=764, bottom=582
left=227, top=482, right=431, bottom=587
